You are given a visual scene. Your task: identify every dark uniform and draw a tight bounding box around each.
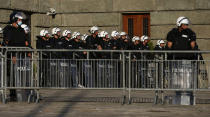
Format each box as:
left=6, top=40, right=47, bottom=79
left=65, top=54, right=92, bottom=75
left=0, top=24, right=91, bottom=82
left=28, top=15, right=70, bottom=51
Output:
left=3, top=24, right=30, bottom=101
left=36, top=36, right=54, bottom=87
left=154, top=45, right=165, bottom=50
left=97, top=38, right=112, bottom=59
left=36, top=36, right=54, bottom=58
left=86, top=35, right=100, bottom=49
left=120, top=38, right=132, bottom=50
left=166, top=28, right=196, bottom=60
left=130, top=42, right=143, bottom=59
left=109, top=39, right=121, bottom=59
left=3, top=25, right=27, bottom=47
left=50, top=37, right=65, bottom=58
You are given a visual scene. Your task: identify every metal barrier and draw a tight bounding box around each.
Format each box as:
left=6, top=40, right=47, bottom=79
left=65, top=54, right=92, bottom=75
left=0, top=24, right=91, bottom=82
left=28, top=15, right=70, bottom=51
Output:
left=0, top=48, right=209, bottom=104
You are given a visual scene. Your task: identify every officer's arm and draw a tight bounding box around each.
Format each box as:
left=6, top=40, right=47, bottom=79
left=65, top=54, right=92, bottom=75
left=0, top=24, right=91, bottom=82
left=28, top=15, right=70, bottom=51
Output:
left=166, top=30, right=175, bottom=49
left=3, top=28, right=10, bottom=46
left=190, top=30, right=196, bottom=49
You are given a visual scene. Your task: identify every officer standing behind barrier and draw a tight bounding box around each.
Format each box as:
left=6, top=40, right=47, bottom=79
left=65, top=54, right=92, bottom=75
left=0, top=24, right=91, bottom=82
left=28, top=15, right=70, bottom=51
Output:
left=166, top=16, right=197, bottom=105
left=69, top=32, right=85, bottom=87
left=36, top=29, right=52, bottom=87
left=61, top=30, right=72, bottom=59
left=119, top=32, right=132, bottom=50
left=131, top=36, right=142, bottom=59
left=3, top=13, right=29, bottom=47
left=36, top=29, right=52, bottom=50
left=110, top=31, right=121, bottom=59
left=86, top=26, right=100, bottom=49
left=51, top=27, right=64, bottom=58
left=154, top=40, right=165, bottom=51
left=166, top=16, right=196, bottom=59
left=154, top=40, right=165, bottom=88
left=3, top=12, right=30, bottom=101
left=97, top=31, right=111, bottom=87
left=98, top=31, right=111, bottom=58
left=130, top=36, right=143, bottom=88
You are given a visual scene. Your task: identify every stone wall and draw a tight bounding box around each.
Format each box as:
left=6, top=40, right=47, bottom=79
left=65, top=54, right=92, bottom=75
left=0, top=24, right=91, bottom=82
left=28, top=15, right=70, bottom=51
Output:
left=0, top=0, right=210, bottom=50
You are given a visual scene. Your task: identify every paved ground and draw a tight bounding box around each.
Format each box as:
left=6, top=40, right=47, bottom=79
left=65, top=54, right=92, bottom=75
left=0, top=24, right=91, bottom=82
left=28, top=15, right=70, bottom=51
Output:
left=1, top=102, right=210, bottom=117
left=0, top=90, right=210, bottom=117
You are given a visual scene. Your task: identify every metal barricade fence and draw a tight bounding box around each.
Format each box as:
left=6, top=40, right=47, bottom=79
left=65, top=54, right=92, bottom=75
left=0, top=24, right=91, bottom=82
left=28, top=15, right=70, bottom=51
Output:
left=0, top=52, right=4, bottom=102
left=0, top=48, right=210, bottom=104
left=38, top=59, right=122, bottom=89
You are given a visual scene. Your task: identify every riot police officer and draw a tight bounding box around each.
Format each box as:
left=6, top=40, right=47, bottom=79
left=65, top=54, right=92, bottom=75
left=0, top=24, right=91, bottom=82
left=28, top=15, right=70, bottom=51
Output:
left=119, top=32, right=132, bottom=50
left=166, top=16, right=196, bottom=60
left=51, top=27, right=64, bottom=58
left=36, top=29, right=52, bottom=50
left=154, top=40, right=165, bottom=50
left=61, top=30, right=72, bottom=48
left=3, top=12, right=30, bottom=101
left=3, top=13, right=29, bottom=47
left=166, top=17, right=197, bottom=104
left=97, top=31, right=111, bottom=59
left=70, top=32, right=86, bottom=59
left=140, top=35, right=150, bottom=50
left=51, top=27, right=63, bottom=49
left=86, top=26, right=100, bottom=49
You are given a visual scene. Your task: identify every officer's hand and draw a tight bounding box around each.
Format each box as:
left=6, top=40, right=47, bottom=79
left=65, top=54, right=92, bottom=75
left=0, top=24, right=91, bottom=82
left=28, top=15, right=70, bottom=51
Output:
left=190, top=41, right=196, bottom=49
left=28, top=53, right=32, bottom=57
left=167, top=41, right=173, bottom=49
left=83, top=51, right=87, bottom=55
left=12, top=56, right=16, bottom=64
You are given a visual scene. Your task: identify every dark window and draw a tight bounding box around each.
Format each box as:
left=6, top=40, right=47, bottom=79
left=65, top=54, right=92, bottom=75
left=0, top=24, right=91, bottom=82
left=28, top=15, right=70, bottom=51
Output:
left=128, top=18, right=134, bottom=38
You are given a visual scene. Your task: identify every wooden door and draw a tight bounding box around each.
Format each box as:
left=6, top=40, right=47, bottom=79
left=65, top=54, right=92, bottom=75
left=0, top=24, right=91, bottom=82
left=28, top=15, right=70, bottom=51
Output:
left=123, top=14, right=150, bottom=38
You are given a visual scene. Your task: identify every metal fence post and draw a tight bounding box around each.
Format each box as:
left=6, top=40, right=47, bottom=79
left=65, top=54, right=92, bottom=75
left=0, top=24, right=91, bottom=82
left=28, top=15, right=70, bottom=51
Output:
left=193, top=54, right=200, bottom=105
left=128, top=52, right=131, bottom=104
left=161, top=54, right=164, bottom=104
left=1, top=52, right=6, bottom=104
left=154, top=56, right=159, bottom=105
left=3, top=50, right=8, bottom=104
left=122, top=52, right=126, bottom=105
left=87, top=51, right=89, bottom=60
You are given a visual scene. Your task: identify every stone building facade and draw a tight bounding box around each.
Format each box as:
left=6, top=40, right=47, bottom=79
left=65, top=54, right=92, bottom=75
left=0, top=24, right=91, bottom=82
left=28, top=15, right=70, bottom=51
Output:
left=0, top=0, right=210, bottom=51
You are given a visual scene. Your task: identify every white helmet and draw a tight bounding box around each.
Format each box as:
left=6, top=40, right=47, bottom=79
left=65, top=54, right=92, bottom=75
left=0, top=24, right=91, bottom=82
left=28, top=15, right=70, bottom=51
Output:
left=111, top=31, right=119, bottom=38
left=99, top=31, right=108, bottom=38
left=13, top=13, right=23, bottom=20
left=90, top=26, right=99, bottom=34
left=120, top=32, right=126, bottom=36
left=81, top=34, right=88, bottom=41
left=72, top=32, right=81, bottom=39
left=40, top=29, right=49, bottom=37
left=62, top=30, right=71, bottom=37
left=132, top=36, right=140, bottom=42
left=176, top=16, right=190, bottom=27
left=140, top=35, right=149, bottom=42
left=157, top=40, right=165, bottom=46
left=21, top=24, right=30, bottom=33
left=52, top=27, right=61, bottom=35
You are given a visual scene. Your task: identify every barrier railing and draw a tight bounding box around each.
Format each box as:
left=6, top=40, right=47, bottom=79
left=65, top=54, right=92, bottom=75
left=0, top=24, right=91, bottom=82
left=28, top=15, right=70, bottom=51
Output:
left=0, top=48, right=209, bottom=104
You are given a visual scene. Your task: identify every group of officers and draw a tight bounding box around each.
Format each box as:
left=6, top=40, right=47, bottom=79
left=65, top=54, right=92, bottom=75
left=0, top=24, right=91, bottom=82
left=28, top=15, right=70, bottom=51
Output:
left=35, top=17, right=198, bottom=60
left=1, top=12, right=200, bottom=101
left=1, top=11, right=198, bottom=60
